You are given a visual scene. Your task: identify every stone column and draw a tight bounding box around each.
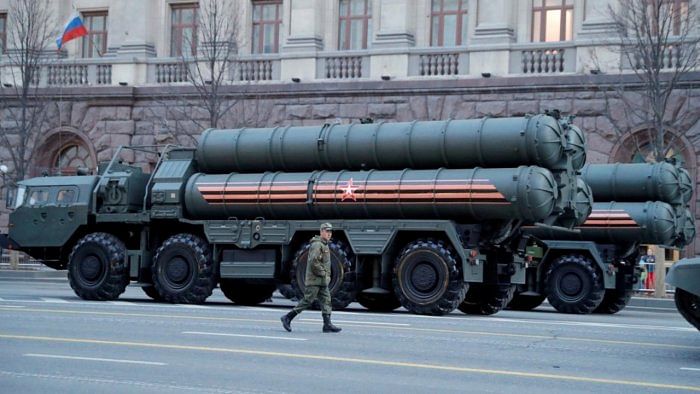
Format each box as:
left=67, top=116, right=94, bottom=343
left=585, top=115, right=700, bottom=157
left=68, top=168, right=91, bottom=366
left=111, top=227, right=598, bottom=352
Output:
left=469, top=0, right=516, bottom=76
left=281, top=0, right=324, bottom=81
left=577, top=0, right=619, bottom=73
left=370, top=0, right=415, bottom=79
left=108, top=0, right=157, bottom=86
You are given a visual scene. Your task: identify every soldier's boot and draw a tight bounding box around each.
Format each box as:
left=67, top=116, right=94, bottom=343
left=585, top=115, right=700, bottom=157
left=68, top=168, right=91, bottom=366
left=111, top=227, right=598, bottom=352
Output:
left=281, top=310, right=298, bottom=332
left=322, top=313, right=342, bottom=333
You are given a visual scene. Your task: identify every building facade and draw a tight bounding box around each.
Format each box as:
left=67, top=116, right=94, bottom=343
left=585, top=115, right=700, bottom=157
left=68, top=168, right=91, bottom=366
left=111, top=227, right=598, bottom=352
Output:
left=0, top=0, right=699, bottom=254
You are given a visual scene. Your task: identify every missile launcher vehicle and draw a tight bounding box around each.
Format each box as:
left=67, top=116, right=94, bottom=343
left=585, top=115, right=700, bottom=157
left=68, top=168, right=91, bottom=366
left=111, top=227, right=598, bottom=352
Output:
left=0, top=114, right=588, bottom=316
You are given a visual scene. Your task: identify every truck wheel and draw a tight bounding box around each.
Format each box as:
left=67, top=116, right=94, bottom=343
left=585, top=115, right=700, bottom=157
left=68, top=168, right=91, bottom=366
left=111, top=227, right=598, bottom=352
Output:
left=393, top=239, right=467, bottom=316
left=458, top=284, right=515, bottom=315
left=290, top=240, right=357, bottom=310
left=357, top=292, right=401, bottom=312
left=152, top=234, right=216, bottom=304
left=674, top=288, right=700, bottom=331
left=68, top=232, right=129, bottom=301
left=277, top=283, right=299, bottom=301
left=220, top=280, right=276, bottom=305
left=141, top=285, right=163, bottom=301
left=507, top=293, right=546, bottom=311
left=546, top=255, right=604, bottom=314
left=594, top=288, right=633, bottom=314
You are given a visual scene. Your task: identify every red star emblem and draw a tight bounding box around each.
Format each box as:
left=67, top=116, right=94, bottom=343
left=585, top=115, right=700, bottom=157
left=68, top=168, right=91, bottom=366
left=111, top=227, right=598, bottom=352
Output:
left=341, top=178, right=358, bottom=201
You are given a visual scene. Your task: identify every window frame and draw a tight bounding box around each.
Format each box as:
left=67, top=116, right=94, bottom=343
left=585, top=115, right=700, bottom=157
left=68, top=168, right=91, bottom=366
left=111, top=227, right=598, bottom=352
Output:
left=170, top=3, right=199, bottom=58
left=338, top=0, right=372, bottom=50
left=0, top=13, right=7, bottom=54
left=252, top=0, right=282, bottom=54
left=531, top=0, right=574, bottom=43
left=81, top=11, right=108, bottom=58
left=430, top=0, right=469, bottom=47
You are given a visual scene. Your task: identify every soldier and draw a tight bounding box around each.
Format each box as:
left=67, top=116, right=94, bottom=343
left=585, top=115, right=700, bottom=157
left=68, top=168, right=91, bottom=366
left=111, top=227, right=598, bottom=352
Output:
left=281, top=223, right=342, bottom=333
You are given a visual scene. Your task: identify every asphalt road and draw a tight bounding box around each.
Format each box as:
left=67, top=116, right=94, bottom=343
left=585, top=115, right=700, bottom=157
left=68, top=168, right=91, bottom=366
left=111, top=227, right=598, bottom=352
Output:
left=0, top=278, right=698, bottom=393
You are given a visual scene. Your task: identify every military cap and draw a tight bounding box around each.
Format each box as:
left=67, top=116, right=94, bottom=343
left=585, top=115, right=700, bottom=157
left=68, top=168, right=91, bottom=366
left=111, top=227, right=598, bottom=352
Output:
left=320, top=222, right=333, bottom=231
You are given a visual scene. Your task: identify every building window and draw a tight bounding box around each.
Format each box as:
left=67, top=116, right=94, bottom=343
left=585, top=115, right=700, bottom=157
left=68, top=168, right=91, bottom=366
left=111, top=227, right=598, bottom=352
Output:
left=53, top=144, right=94, bottom=176
left=671, top=0, right=689, bottom=36
left=338, top=0, right=372, bottom=50
left=0, top=13, right=6, bottom=54
left=81, top=12, right=107, bottom=58
left=532, top=0, right=573, bottom=42
left=430, top=0, right=468, bottom=47
left=170, top=3, right=199, bottom=57
left=252, top=1, right=281, bottom=54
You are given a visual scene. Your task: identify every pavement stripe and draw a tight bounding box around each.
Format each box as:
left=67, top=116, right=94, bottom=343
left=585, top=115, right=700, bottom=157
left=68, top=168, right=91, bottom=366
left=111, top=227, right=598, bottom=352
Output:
left=1, top=306, right=696, bottom=351
left=39, top=298, right=69, bottom=303
left=182, top=331, right=307, bottom=341
left=24, top=353, right=166, bottom=366
left=476, top=317, right=695, bottom=332
left=681, top=368, right=700, bottom=372
left=0, top=370, right=232, bottom=393
left=2, top=334, right=698, bottom=392
left=299, top=318, right=410, bottom=327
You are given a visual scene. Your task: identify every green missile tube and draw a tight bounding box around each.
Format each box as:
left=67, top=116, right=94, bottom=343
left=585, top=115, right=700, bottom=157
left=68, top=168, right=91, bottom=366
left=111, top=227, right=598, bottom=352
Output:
left=195, top=115, right=570, bottom=173
left=184, top=166, right=560, bottom=222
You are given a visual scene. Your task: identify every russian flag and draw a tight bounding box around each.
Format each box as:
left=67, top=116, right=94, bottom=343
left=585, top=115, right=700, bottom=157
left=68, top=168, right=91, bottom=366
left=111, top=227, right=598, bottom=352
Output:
left=56, top=13, right=88, bottom=50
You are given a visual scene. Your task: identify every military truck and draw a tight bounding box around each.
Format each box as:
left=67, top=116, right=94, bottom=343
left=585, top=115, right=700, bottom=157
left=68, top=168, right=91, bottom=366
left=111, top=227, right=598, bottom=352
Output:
left=666, top=257, right=700, bottom=331
left=510, top=162, right=695, bottom=314
left=0, top=115, right=588, bottom=316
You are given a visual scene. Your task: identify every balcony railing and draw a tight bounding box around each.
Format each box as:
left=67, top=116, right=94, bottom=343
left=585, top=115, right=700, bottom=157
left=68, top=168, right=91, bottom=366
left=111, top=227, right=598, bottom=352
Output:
left=510, top=43, right=576, bottom=74
left=319, top=54, right=368, bottom=79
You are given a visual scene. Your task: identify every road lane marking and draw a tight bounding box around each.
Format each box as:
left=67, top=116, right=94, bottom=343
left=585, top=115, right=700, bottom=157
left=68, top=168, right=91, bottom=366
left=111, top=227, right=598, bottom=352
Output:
left=476, top=317, right=695, bottom=332
left=299, top=318, right=410, bottom=326
left=0, top=305, right=25, bottom=308
left=0, top=306, right=696, bottom=350
left=24, top=353, right=166, bottom=365
left=681, top=368, right=700, bottom=372
left=183, top=331, right=307, bottom=341
left=0, top=370, right=232, bottom=393
left=2, top=334, right=698, bottom=392
left=39, top=298, right=69, bottom=303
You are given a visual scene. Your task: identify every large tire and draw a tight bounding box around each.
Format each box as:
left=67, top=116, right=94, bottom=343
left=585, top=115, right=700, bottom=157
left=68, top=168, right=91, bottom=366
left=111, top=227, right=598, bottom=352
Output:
left=290, top=240, right=357, bottom=310
left=458, top=284, right=515, bottom=315
left=393, top=239, right=467, bottom=316
left=141, top=285, right=163, bottom=301
left=594, top=288, right=633, bottom=314
left=507, top=293, right=547, bottom=311
left=68, top=232, right=129, bottom=301
left=152, top=234, right=217, bottom=304
left=357, top=292, right=401, bottom=312
left=277, top=283, right=299, bottom=301
left=220, top=280, right=276, bottom=305
left=546, top=254, right=604, bottom=314
left=675, top=288, right=700, bottom=331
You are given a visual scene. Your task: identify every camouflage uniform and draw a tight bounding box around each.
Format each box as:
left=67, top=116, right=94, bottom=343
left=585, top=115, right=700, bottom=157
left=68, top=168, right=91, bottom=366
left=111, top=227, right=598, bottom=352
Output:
left=281, top=222, right=341, bottom=333
left=292, top=235, right=333, bottom=314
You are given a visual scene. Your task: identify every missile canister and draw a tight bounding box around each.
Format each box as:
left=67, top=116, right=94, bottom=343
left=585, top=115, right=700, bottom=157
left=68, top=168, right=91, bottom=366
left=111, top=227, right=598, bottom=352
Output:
left=524, top=201, right=678, bottom=246
left=564, top=123, right=587, bottom=171
left=184, top=166, right=560, bottom=222
left=195, top=115, right=570, bottom=173
left=580, top=162, right=687, bottom=205
left=677, top=167, right=694, bottom=204
left=676, top=207, right=697, bottom=247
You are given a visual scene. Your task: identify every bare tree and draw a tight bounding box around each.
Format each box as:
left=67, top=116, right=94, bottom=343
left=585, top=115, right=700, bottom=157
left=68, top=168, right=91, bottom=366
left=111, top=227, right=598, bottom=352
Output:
left=0, top=0, right=56, bottom=182
left=151, top=0, right=247, bottom=144
left=605, top=0, right=699, bottom=162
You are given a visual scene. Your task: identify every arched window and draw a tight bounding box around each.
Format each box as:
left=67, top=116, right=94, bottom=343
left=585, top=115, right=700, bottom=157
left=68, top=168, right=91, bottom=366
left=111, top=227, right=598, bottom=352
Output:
left=613, top=128, right=691, bottom=167
left=52, top=143, right=94, bottom=175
